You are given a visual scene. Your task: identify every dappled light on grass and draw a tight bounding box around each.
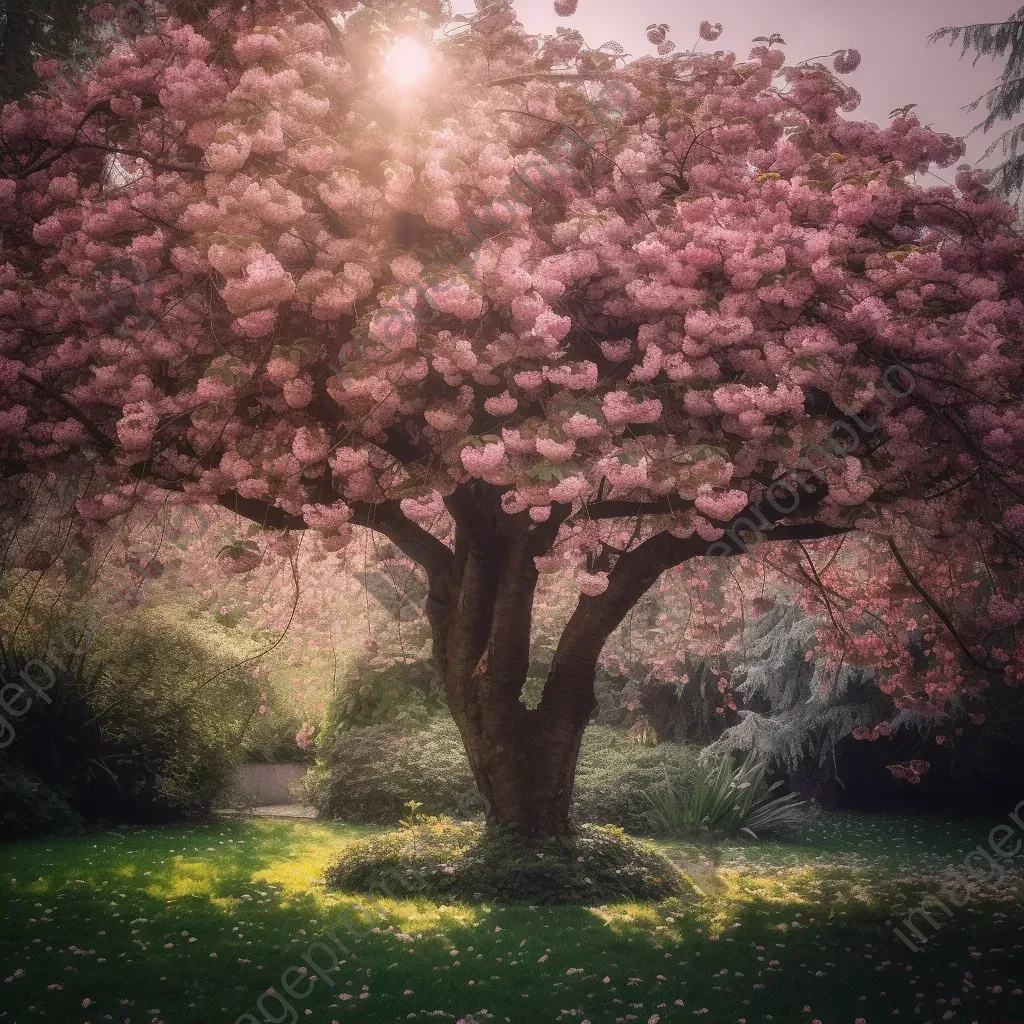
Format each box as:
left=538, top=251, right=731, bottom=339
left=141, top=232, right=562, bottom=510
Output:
left=589, top=902, right=664, bottom=932
left=216, top=821, right=489, bottom=937
left=2, top=815, right=1023, bottom=1022
left=690, top=865, right=824, bottom=910
left=145, top=858, right=241, bottom=902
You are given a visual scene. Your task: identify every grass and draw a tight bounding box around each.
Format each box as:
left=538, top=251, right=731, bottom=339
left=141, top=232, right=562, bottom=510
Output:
left=0, top=812, right=1022, bottom=1023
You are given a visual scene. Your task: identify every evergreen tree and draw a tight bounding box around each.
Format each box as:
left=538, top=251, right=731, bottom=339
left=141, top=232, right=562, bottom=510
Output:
left=702, top=599, right=894, bottom=774
left=929, top=7, right=1024, bottom=209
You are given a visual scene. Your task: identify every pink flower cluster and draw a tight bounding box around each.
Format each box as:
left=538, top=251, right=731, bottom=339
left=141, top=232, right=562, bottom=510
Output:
left=887, top=759, right=930, bottom=784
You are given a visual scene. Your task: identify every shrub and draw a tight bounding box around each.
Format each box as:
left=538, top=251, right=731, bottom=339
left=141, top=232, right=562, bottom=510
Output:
left=240, top=713, right=316, bottom=764
left=0, top=604, right=258, bottom=828
left=0, top=765, right=84, bottom=839
left=572, top=726, right=701, bottom=833
left=300, top=716, right=476, bottom=823
left=302, top=717, right=700, bottom=832
left=332, top=656, right=444, bottom=730
left=644, top=752, right=809, bottom=839
left=324, top=816, right=690, bottom=904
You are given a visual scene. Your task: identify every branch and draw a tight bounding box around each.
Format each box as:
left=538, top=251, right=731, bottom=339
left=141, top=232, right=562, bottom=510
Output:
left=216, top=492, right=306, bottom=530
left=350, top=501, right=455, bottom=583
left=444, top=482, right=499, bottom=555
left=18, top=373, right=116, bottom=455
left=214, top=491, right=454, bottom=581
left=75, top=142, right=206, bottom=176
left=546, top=514, right=853, bottom=715
left=496, top=107, right=656, bottom=227
left=577, top=497, right=691, bottom=520
left=886, top=537, right=1004, bottom=677
left=379, top=421, right=428, bottom=465
left=309, top=3, right=343, bottom=43
left=8, top=98, right=112, bottom=179
left=2, top=455, right=29, bottom=478
left=489, top=72, right=631, bottom=87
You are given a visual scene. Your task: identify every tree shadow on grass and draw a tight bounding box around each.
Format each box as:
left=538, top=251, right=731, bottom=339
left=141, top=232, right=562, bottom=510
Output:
left=2, top=819, right=1023, bottom=1024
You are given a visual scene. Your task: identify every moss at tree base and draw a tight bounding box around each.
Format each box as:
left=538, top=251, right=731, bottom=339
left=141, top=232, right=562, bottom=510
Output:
left=324, top=818, right=692, bottom=904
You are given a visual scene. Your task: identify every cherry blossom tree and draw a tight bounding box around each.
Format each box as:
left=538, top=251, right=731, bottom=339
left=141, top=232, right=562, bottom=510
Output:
left=1, top=0, right=1022, bottom=834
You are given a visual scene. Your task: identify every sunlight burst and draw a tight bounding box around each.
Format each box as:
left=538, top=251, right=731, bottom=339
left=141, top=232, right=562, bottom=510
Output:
left=385, top=36, right=433, bottom=89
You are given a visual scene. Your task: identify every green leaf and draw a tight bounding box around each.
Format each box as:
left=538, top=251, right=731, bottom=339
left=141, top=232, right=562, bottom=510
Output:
left=526, top=459, right=579, bottom=483
left=674, top=444, right=728, bottom=464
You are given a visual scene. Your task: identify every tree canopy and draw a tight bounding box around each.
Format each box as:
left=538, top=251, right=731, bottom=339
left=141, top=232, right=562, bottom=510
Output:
left=2, top=0, right=1022, bottom=831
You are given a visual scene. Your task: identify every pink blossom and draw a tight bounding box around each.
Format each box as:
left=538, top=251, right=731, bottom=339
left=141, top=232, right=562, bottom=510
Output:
left=646, top=24, right=669, bottom=45
left=514, top=370, right=544, bottom=390
left=535, top=436, right=576, bottom=462
left=694, top=488, right=749, bottom=521
left=563, top=413, right=603, bottom=439
left=988, top=593, right=1021, bottom=627
left=233, top=309, right=276, bottom=338
left=292, top=427, right=330, bottom=464
left=462, top=442, right=506, bottom=475
left=579, top=571, right=609, bottom=596
left=221, top=251, right=295, bottom=316
left=302, top=501, right=353, bottom=531
left=283, top=377, right=313, bottom=408
left=484, top=392, right=518, bottom=416
left=833, top=49, right=861, bottom=74
left=549, top=474, right=590, bottom=502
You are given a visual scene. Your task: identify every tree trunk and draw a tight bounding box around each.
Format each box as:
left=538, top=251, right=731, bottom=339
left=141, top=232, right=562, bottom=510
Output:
left=430, top=497, right=598, bottom=836
left=420, top=482, right=686, bottom=837
left=446, top=665, right=594, bottom=835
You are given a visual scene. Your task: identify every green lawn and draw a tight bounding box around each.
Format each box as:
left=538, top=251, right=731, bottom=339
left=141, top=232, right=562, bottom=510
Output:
left=1, top=813, right=1022, bottom=1024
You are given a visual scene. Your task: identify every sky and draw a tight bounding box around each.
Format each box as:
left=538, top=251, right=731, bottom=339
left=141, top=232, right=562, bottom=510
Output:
left=450, top=0, right=1021, bottom=186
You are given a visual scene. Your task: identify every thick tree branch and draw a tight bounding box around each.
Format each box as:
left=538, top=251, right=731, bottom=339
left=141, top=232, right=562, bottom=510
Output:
left=444, top=482, right=499, bottom=555
left=577, top=497, right=691, bottom=520
left=214, top=490, right=453, bottom=583
left=216, top=492, right=306, bottom=530
left=18, top=373, right=116, bottom=455
left=486, top=525, right=541, bottom=698
left=350, top=501, right=454, bottom=582
left=539, top=515, right=852, bottom=718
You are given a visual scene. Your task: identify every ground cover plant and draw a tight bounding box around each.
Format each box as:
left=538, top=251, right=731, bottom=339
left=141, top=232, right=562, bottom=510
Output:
left=644, top=752, right=809, bottom=839
left=2, top=813, right=1023, bottom=1023
left=324, top=816, right=689, bottom=903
